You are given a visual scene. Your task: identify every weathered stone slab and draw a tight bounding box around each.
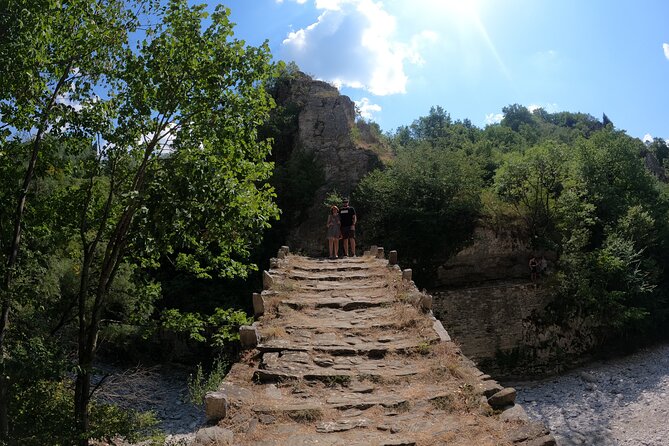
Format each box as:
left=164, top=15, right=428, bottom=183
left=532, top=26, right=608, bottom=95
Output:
left=431, top=319, right=451, bottom=342
left=389, top=250, right=398, bottom=265
left=477, top=379, right=504, bottom=398
left=289, top=271, right=385, bottom=281
left=506, top=421, right=550, bottom=443
left=253, top=402, right=323, bottom=417
left=326, top=394, right=407, bottom=410
left=239, top=325, right=259, bottom=348
left=204, top=391, right=228, bottom=422
left=253, top=292, right=265, bottom=316
left=263, top=270, right=274, bottom=289
left=488, top=387, right=516, bottom=408
left=316, top=418, right=370, bottom=433
left=192, top=426, right=234, bottom=446
left=500, top=403, right=529, bottom=422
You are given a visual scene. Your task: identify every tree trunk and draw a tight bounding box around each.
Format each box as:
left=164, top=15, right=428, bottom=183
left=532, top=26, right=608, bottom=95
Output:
left=74, top=360, right=91, bottom=446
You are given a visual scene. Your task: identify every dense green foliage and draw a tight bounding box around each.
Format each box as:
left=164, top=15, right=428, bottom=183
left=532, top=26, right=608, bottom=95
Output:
left=359, top=104, right=669, bottom=349
left=0, top=0, right=277, bottom=444
left=356, top=144, right=483, bottom=280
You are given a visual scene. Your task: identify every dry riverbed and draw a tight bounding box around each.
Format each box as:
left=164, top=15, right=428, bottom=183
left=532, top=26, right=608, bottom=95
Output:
left=507, top=342, right=669, bottom=446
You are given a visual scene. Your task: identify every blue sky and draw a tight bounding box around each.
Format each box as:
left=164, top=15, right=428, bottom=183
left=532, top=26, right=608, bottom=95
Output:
left=218, top=0, right=669, bottom=140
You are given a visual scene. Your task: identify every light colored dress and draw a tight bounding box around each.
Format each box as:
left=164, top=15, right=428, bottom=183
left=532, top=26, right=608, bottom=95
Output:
left=327, top=214, right=341, bottom=239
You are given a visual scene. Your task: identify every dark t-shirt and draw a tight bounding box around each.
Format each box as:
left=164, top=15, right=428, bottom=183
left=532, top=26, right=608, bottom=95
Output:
left=339, top=206, right=356, bottom=227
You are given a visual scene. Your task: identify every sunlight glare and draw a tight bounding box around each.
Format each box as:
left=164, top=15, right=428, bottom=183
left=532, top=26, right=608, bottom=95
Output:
left=423, top=0, right=510, bottom=80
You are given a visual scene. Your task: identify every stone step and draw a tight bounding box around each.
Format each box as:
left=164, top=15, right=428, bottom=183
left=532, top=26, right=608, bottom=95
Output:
left=287, top=271, right=388, bottom=281
left=278, top=307, right=394, bottom=330
left=253, top=351, right=428, bottom=383
left=278, top=294, right=396, bottom=311
left=291, top=263, right=377, bottom=273
left=248, top=431, right=418, bottom=446
left=296, top=281, right=389, bottom=292
left=257, top=331, right=440, bottom=356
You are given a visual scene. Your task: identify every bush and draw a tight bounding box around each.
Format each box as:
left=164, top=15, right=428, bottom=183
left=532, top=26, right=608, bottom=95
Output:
left=187, top=356, right=230, bottom=404
left=355, top=145, right=483, bottom=284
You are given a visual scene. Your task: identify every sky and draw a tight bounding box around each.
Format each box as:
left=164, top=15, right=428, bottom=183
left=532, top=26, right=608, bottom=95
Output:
left=215, top=0, right=669, bottom=141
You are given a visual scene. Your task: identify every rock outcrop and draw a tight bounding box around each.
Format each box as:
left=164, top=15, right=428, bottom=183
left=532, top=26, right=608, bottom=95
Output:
left=270, top=72, right=384, bottom=255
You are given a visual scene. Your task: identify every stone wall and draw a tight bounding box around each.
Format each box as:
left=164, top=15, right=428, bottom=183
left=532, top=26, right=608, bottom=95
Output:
left=432, top=283, right=552, bottom=363
left=431, top=225, right=594, bottom=378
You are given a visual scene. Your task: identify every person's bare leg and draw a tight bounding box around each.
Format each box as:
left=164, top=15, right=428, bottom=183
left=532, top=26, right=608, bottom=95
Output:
left=343, top=238, right=349, bottom=256
left=334, top=239, right=339, bottom=258
left=350, top=238, right=356, bottom=257
left=328, top=239, right=334, bottom=258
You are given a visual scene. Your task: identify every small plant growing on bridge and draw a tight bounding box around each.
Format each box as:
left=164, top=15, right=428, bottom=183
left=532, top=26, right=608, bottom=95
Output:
left=430, top=394, right=455, bottom=412
left=288, top=408, right=323, bottom=423
left=187, top=357, right=230, bottom=405
left=320, top=374, right=351, bottom=388
left=415, top=341, right=431, bottom=355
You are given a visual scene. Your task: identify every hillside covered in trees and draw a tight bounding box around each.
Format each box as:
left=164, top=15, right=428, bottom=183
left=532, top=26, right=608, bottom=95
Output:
left=2, top=0, right=669, bottom=444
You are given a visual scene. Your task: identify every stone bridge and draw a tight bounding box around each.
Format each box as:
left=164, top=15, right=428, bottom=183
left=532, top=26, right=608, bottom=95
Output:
left=197, top=247, right=556, bottom=446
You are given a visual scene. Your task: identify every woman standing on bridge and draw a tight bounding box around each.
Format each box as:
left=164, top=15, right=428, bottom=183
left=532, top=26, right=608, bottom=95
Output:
left=327, top=205, right=342, bottom=259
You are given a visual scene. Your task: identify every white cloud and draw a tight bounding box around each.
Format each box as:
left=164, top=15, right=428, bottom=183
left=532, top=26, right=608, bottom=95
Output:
left=643, top=133, right=653, bottom=143
left=527, top=103, right=559, bottom=113
left=141, top=122, right=177, bottom=154
left=354, top=97, right=381, bottom=120
left=663, top=43, right=669, bottom=60
left=485, top=113, right=503, bottom=125
left=280, top=0, right=436, bottom=96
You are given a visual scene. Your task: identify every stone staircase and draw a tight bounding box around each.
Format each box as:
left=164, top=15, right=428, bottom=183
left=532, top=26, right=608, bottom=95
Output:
left=200, top=248, right=556, bottom=446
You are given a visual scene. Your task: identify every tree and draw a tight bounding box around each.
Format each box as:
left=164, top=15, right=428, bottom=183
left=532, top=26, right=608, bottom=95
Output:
left=409, top=105, right=452, bottom=142
left=59, top=2, right=279, bottom=442
left=494, top=142, right=569, bottom=248
left=355, top=144, right=483, bottom=283
left=500, top=104, right=535, bottom=132
left=0, top=0, right=139, bottom=439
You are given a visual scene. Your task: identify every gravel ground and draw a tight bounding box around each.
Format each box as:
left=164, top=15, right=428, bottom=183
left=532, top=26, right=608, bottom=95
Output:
left=93, top=363, right=204, bottom=442
left=507, top=342, right=669, bottom=446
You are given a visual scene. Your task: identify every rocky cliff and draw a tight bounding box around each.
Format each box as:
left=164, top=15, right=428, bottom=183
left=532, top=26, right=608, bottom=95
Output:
left=268, top=72, right=384, bottom=255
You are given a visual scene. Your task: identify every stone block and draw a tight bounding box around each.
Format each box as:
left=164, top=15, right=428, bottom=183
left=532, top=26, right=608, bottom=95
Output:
left=239, top=325, right=259, bottom=348
left=478, top=379, right=504, bottom=398
left=280, top=245, right=290, bottom=255
left=270, top=258, right=279, bottom=268
left=389, top=250, right=398, bottom=265
left=487, top=387, right=517, bottom=409
left=432, top=319, right=451, bottom=342
left=376, top=247, right=384, bottom=259
left=499, top=403, right=529, bottom=422
left=218, top=382, right=254, bottom=406
left=204, top=391, right=229, bottom=422
left=363, top=250, right=371, bottom=257
left=370, top=245, right=378, bottom=254
left=193, top=425, right=233, bottom=446
left=263, top=270, right=274, bottom=290
left=277, top=250, right=286, bottom=259
left=420, top=294, right=432, bottom=311
left=252, top=293, right=264, bottom=317
left=402, top=269, right=412, bottom=281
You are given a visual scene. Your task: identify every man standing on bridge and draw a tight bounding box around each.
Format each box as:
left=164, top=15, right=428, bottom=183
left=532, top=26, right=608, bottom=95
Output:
left=340, top=198, right=357, bottom=257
